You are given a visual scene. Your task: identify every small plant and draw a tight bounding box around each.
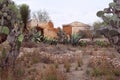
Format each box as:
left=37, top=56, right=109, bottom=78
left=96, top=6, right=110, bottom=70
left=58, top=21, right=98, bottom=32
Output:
left=43, top=65, right=66, bottom=80
left=54, top=62, right=59, bottom=68
left=43, top=37, right=57, bottom=45
left=14, top=67, right=25, bottom=79
left=77, top=58, right=83, bottom=67
left=57, top=29, right=68, bottom=44
left=91, top=67, right=103, bottom=77
left=105, top=75, right=116, bottom=80
left=70, top=31, right=85, bottom=46
left=79, top=40, right=87, bottom=47
left=70, top=33, right=81, bottom=46
left=89, top=55, right=120, bottom=79
left=32, top=31, right=44, bottom=43
left=75, top=66, right=78, bottom=71
left=64, top=60, right=71, bottom=72
left=113, top=69, right=120, bottom=77
left=95, top=40, right=109, bottom=47
left=86, top=69, right=90, bottom=75
left=1, top=48, right=7, bottom=59
left=25, top=28, right=44, bottom=43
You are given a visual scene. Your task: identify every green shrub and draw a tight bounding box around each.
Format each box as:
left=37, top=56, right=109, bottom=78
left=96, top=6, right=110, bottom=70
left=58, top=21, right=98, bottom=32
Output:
left=113, top=69, right=120, bottom=77
left=95, top=40, right=109, bottom=47
left=91, top=67, right=103, bottom=77
left=31, top=30, right=44, bottom=43
left=70, top=33, right=82, bottom=46
left=79, top=40, right=87, bottom=47
left=43, top=37, right=57, bottom=45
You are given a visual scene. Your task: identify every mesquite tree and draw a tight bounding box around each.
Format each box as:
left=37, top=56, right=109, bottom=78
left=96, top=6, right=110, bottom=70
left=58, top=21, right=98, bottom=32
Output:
left=0, top=0, right=23, bottom=69
left=32, top=10, right=50, bottom=23
left=97, top=0, right=120, bottom=53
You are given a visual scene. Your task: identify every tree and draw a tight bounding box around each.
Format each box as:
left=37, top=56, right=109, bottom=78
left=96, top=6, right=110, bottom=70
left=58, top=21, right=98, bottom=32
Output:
left=93, top=21, right=104, bottom=30
left=19, top=4, right=30, bottom=32
left=0, top=0, right=23, bottom=79
left=97, top=0, right=120, bottom=53
left=92, top=21, right=105, bottom=38
left=32, top=10, right=50, bottom=23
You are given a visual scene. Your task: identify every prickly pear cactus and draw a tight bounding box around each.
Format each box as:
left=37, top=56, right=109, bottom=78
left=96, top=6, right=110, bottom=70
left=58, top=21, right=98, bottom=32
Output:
left=97, top=0, right=120, bottom=53
left=0, top=0, right=23, bottom=68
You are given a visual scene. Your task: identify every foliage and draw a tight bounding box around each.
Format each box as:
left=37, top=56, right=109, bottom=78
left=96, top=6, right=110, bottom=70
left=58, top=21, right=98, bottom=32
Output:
left=57, top=29, right=68, bottom=44
left=1, top=26, right=9, bottom=35
left=31, top=31, right=43, bottom=43
left=95, top=40, right=109, bottom=47
left=79, top=40, right=87, bottom=47
left=96, top=0, right=120, bottom=53
left=70, top=31, right=85, bottom=46
left=19, top=4, right=30, bottom=31
left=0, top=48, right=7, bottom=62
left=32, top=10, right=50, bottom=23
left=43, top=37, right=57, bottom=45
left=70, top=33, right=81, bottom=46
left=0, top=0, right=23, bottom=79
left=89, top=56, right=120, bottom=79
left=57, top=29, right=85, bottom=46
left=0, top=0, right=21, bottom=30
left=24, top=28, right=44, bottom=43
left=18, top=34, right=24, bottom=42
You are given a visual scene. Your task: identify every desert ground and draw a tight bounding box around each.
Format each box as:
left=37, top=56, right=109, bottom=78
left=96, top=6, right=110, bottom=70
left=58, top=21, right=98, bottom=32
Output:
left=1, top=41, right=119, bottom=80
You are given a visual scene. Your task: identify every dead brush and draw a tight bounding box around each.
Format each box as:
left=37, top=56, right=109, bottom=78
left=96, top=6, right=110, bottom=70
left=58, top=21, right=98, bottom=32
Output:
left=75, top=54, right=83, bottom=67
left=89, top=55, right=120, bottom=79
left=63, top=57, right=71, bottom=72
left=43, top=65, right=66, bottom=80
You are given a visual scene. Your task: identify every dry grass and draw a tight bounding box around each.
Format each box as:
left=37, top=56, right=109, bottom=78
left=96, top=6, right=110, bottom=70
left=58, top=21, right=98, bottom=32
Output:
left=89, top=55, right=120, bottom=80
left=63, top=58, right=71, bottom=72
left=0, top=42, right=119, bottom=80
left=76, top=55, right=83, bottom=67
left=43, top=65, right=66, bottom=80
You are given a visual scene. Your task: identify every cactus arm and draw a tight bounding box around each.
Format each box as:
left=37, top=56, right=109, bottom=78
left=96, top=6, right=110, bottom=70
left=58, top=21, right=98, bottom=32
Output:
left=97, top=0, right=120, bottom=53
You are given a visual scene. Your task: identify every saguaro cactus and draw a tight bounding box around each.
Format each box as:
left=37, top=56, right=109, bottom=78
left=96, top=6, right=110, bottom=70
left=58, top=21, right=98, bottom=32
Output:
left=97, top=0, right=120, bottom=53
left=0, top=0, right=23, bottom=69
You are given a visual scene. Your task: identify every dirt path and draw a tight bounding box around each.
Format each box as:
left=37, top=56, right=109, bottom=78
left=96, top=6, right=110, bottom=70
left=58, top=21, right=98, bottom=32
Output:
left=67, top=54, right=91, bottom=80
left=80, top=55, right=90, bottom=80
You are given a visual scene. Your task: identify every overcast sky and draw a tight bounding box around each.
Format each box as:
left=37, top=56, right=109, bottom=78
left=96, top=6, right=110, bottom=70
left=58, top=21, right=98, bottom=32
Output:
left=13, top=0, right=112, bottom=27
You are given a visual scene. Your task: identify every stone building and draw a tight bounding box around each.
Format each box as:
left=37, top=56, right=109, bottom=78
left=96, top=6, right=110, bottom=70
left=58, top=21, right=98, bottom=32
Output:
left=62, top=21, right=90, bottom=37
left=27, top=19, right=60, bottom=39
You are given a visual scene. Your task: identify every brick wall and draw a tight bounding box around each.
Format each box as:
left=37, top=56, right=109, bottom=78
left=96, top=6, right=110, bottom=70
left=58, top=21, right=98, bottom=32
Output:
left=63, top=25, right=72, bottom=36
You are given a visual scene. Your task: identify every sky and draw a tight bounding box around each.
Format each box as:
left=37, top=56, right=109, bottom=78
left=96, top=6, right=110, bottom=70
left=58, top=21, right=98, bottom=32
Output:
left=13, top=0, right=112, bottom=27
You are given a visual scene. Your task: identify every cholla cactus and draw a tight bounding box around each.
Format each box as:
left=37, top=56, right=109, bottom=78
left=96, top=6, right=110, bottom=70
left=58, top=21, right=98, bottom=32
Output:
left=97, top=0, right=120, bottom=53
